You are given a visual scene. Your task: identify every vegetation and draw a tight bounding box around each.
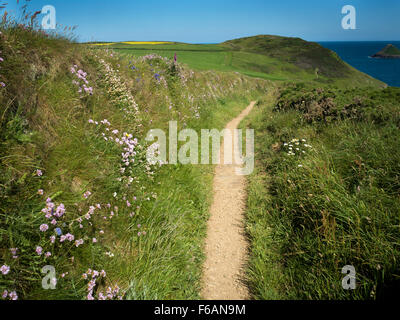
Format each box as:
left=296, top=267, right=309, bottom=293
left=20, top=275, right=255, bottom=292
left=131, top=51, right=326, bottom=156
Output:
left=92, top=36, right=384, bottom=87
left=372, top=44, right=400, bottom=59
left=240, top=84, right=400, bottom=299
left=1, top=3, right=398, bottom=301
left=0, top=20, right=269, bottom=299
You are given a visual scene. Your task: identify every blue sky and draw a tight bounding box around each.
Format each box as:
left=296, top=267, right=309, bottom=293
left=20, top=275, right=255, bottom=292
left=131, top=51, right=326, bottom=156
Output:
left=5, top=0, right=400, bottom=42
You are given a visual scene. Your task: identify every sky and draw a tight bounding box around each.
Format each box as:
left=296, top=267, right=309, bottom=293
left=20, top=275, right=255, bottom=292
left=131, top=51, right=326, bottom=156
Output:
left=5, top=0, right=400, bottom=43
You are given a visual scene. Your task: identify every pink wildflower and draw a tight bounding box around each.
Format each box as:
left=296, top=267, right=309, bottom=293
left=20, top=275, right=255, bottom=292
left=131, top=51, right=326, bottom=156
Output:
left=40, top=224, right=49, bottom=232
left=36, top=246, right=43, bottom=255
left=1, top=265, right=10, bottom=275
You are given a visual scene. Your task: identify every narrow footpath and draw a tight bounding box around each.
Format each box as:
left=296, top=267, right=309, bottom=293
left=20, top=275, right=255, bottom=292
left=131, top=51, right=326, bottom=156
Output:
left=201, top=101, right=256, bottom=300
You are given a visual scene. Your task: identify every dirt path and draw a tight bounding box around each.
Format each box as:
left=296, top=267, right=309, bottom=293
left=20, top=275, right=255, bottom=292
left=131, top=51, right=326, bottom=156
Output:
left=201, top=101, right=256, bottom=300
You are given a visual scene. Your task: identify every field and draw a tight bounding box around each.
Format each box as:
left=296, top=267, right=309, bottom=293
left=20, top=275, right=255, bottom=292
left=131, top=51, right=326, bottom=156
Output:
left=91, top=38, right=384, bottom=86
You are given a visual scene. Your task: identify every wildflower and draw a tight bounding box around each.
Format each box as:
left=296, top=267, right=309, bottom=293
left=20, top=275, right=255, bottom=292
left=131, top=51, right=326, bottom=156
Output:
left=36, top=246, right=43, bottom=255
left=55, top=228, right=62, bottom=236
left=74, top=239, right=84, bottom=247
left=36, top=169, right=43, bottom=176
left=40, top=224, right=49, bottom=232
left=83, top=191, right=92, bottom=199
left=2, top=290, right=8, bottom=299
left=45, top=252, right=52, bottom=258
left=1, top=265, right=10, bottom=275
left=37, top=189, right=44, bottom=195
left=8, top=291, right=18, bottom=300
left=65, top=233, right=75, bottom=241
left=92, top=238, right=97, bottom=243
left=55, top=204, right=66, bottom=218
left=0, top=82, right=5, bottom=87
left=50, top=235, right=56, bottom=243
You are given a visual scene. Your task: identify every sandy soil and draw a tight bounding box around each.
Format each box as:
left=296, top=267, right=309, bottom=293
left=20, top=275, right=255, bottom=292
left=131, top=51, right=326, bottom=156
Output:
left=201, top=101, right=256, bottom=300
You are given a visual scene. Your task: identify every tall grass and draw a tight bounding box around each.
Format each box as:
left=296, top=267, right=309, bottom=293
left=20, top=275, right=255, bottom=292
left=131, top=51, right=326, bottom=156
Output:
left=241, top=85, right=400, bottom=300
left=0, top=16, right=269, bottom=299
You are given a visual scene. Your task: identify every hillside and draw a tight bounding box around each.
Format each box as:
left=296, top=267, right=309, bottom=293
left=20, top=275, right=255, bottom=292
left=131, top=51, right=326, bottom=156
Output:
left=1, top=20, right=399, bottom=301
left=0, top=24, right=269, bottom=300
left=100, top=35, right=384, bottom=87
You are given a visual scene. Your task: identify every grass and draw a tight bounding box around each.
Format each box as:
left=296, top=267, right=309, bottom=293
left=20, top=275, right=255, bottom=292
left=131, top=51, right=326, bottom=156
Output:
left=1, top=6, right=398, bottom=300
left=240, top=84, right=400, bottom=300
left=0, top=19, right=269, bottom=300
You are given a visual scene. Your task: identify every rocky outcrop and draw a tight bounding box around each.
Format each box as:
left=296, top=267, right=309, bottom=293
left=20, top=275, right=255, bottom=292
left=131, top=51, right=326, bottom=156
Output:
left=372, top=44, right=400, bottom=59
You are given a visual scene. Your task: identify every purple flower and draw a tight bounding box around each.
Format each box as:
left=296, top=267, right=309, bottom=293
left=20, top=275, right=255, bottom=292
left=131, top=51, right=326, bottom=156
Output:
left=36, top=169, right=43, bottom=176
left=0, top=265, right=10, bottom=275
left=8, top=291, right=18, bottom=300
left=40, top=224, right=49, bottom=232
left=83, top=191, right=92, bottom=199
left=36, top=246, right=43, bottom=255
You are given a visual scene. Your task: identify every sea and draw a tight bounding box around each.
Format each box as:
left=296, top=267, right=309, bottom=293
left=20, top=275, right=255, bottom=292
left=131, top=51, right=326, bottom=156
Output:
left=319, top=41, right=400, bottom=87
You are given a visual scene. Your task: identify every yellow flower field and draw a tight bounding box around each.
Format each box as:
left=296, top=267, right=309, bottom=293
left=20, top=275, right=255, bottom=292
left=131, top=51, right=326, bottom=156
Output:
left=121, top=41, right=170, bottom=45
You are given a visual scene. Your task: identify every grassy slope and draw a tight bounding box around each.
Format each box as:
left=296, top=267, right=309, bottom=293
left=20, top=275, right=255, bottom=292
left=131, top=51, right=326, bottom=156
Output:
left=240, top=84, right=400, bottom=300
left=2, top=25, right=397, bottom=301
left=0, top=26, right=269, bottom=299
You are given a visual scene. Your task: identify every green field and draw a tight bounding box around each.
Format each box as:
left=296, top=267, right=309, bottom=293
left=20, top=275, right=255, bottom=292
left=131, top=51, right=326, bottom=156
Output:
left=89, top=36, right=383, bottom=86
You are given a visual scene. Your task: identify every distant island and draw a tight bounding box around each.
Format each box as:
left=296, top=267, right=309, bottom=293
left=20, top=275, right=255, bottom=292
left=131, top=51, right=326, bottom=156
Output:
left=371, top=44, right=400, bottom=59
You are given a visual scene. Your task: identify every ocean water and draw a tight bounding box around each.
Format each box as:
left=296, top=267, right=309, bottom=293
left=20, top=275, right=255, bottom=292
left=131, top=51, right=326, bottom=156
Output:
left=319, top=41, right=400, bottom=87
